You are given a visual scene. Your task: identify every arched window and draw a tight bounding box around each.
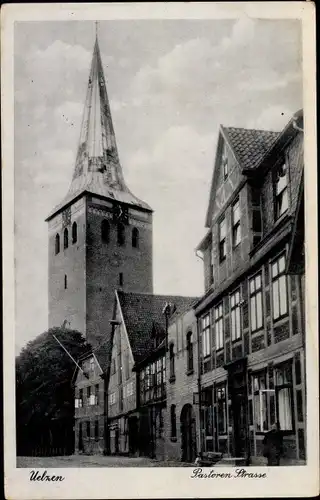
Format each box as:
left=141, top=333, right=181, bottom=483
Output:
left=55, top=234, right=60, bottom=255
left=170, top=404, right=177, bottom=439
left=186, top=332, right=193, bottom=372
left=117, top=223, right=125, bottom=246
left=64, top=228, right=69, bottom=249
left=72, top=222, right=77, bottom=244
left=101, top=220, right=110, bottom=244
left=132, top=227, right=139, bottom=248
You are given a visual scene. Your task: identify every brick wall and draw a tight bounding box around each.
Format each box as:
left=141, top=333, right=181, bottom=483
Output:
left=48, top=197, right=87, bottom=335
left=164, top=308, right=199, bottom=462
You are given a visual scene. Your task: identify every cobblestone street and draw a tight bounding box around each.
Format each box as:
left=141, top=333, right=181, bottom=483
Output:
left=17, top=455, right=191, bottom=468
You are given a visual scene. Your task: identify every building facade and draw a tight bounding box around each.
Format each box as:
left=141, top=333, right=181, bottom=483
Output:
left=107, top=291, right=197, bottom=458
left=73, top=347, right=110, bottom=455
left=46, top=34, right=153, bottom=350
left=164, top=306, right=200, bottom=463
left=194, top=111, right=305, bottom=465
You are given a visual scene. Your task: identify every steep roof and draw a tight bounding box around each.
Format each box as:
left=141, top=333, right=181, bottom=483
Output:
left=222, top=126, right=279, bottom=171
left=117, top=291, right=199, bottom=363
left=46, top=34, right=150, bottom=221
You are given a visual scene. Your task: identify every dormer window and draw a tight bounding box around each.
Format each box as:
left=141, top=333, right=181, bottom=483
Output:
left=275, top=162, right=289, bottom=219
left=222, top=142, right=228, bottom=180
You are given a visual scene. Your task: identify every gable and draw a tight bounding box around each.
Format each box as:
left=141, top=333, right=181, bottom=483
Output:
left=74, top=353, right=103, bottom=386
left=205, top=128, right=243, bottom=227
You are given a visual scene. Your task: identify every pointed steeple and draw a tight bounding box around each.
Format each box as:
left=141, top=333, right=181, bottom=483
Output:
left=47, top=29, right=151, bottom=220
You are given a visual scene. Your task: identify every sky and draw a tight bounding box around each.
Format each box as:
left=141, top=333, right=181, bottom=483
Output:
left=14, top=18, right=302, bottom=352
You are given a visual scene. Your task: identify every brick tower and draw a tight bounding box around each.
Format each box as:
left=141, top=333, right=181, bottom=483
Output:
left=46, top=32, right=153, bottom=348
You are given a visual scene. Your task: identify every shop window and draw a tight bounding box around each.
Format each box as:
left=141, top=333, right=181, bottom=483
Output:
left=216, top=384, right=227, bottom=434
left=249, top=273, right=263, bottom=331
left=275, top=362, right=294, bottom=432
left=252, top=371, right=269, bottom=432
left=271, top=254, right=288, bottom=321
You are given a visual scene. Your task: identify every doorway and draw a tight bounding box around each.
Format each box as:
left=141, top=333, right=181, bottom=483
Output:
left=180, top=404, right=196, bottom=463
left=231, top=386, right=247, bottom=457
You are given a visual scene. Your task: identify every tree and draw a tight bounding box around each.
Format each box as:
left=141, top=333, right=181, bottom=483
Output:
left=16, top=327, right=91, bottom=456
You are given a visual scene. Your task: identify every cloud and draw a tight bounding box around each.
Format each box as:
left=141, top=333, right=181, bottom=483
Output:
left=246, top=105, right=296, bottom=131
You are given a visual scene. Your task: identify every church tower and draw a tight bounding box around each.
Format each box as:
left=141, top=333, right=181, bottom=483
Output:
left=46, top=31, right=153, bottom=348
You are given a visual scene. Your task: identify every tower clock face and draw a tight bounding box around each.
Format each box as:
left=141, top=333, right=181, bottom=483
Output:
left=113, top=203, right=128, bottom=224
left=62, top=207, right=71, bottom=228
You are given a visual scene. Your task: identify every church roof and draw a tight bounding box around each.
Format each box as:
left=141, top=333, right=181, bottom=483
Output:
left=117, top=291, right=199, bottom=363
left=222, top=126, right=279, bottom=171
left=47, top=34, right=151, bottom=221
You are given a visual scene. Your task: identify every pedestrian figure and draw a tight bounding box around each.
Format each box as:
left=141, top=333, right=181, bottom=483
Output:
left=263, top=423, right=283, bottom=466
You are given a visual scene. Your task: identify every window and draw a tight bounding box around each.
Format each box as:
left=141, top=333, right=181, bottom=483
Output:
left=126, top=381, right=134, bottom=397
left=86, top=421, right=90, bottom=438
left=132, top=227, right=139, bottom=248
left=170, top=404, right=177, bottom=438
left=90, top=357, right=94, bottom=372
left=275, top=363, right=293, bottom=431
left=63, top=228, right=68, bottom=249
left=250, top=273, right=263, bottom=332
left=169, top=344, right=175, bottom=380
left=275, top=162, right=289, bottom=219
left=271, top=254, right=288, bottom=320
left=117, top=223, right=125, bottom=246
left=101, top=219, right=110, bottom=244
left=214, top=303, right=224, bottom=350
left=111, top=358, right=116, bottom=375
left=79, top=389, right=83, bottom=408
left=186, top=331, right=193, bottom=372
left=95, top=384, right=99, bottom=405
left=201, top=315, right=211, bottom=358
left=119, top=272, right=123, bottom=287
left=219, top=217, right=226, bottom=261
left=64, top=274, right=67, bottom=289
left=55, top=234, right=60, bottom=255
left=109, top=392, right=116, bottom=405
left=119, top=387, right=123, bottom=412
left=232, top=199, right=241, bottom=247
left=216, top=385, right=227, bottom=434
left=124, top=354, right=129, bottom=380
left=230, top=289, right=241, bottom=341
left=72, top=222, right=77, bottom=244
left=252, top=372, right=268, bottom=432
left=222, top=142, right=228, bottom=180
left=94, top=420, right=99, bottom=440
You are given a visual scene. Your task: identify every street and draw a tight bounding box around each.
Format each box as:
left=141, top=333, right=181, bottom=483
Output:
left=17, top=455, right=191, bottom=468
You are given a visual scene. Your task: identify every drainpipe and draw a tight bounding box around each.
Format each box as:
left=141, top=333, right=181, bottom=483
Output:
left=196, top=316, right=203, bottom=459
